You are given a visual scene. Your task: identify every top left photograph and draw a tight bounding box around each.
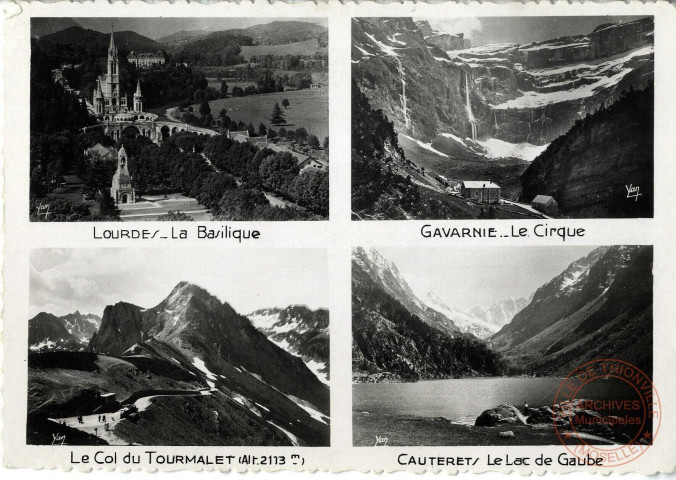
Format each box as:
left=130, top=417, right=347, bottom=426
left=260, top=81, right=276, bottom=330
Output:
left=30, top=17, right=329, bottom=221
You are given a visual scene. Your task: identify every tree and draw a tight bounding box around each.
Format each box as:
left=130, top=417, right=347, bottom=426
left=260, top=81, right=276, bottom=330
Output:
left=258, top=123, right=268, bottom=137
left=323, top=136, right=329, bottom=150
left=199, top=100, right=211, bottom=117
left=247, top=123, right=256, bottom=137
left=267, top=129, right=278, bottom=141
left=308, top=134, right=320, bottom=150
left=220, top=80, right=228, bottom=97
left=96, top=191, right=120, bottom=219
left=259, top=152, right=300, bottom=193
left=295, top=127, right=309, bottom=144
left=270, top=102, right=286, bottom=125
left=279, top=127, right=287, bottom=138
left=282, top=98, right=290, bottom=109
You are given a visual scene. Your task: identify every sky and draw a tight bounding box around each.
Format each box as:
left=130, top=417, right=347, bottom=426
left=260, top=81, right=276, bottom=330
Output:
left=423, top=16, right=648, bottom=47
left=29, top=248, right=328, bottom=318
left=375, top=245, right=597, bottom=311
left=71, top=17, right=327, bottom=40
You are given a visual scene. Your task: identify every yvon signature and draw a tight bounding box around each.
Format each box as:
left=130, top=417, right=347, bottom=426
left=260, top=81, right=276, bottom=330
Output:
left=374, top=435, right=388, bottom=446
left=626, top=184, right=642, bottom=202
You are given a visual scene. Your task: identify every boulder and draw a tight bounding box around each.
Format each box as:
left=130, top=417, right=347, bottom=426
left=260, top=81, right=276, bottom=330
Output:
left=475, top=404, right=528, bottom=427
left=499, top=431, right=515, bottom=438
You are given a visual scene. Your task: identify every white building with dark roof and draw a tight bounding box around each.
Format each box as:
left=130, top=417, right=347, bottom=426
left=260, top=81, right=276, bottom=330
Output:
left=461, top=181, right=501, bottom=204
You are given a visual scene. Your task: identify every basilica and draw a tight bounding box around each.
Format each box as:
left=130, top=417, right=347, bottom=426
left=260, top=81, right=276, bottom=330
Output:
left=86, top=30, right=217, bottom=144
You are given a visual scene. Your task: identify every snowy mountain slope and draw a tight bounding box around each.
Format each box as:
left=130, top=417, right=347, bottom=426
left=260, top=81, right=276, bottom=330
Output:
left=353, top=247, right=460, bottom=335
left=466, top=297, right=529, bottom=330
left=29, top=311, right=101, bottom=352
left=490, top=245, right=645, bottom=351
left=247, top=305, right=329, bottom=383
left=353, top=16, right=653, bottom=161
left=424, top=292, right=497, bottom=339
left=494, top=246, right=653, bottom=375
left=80, top=282, right=330, bottom=446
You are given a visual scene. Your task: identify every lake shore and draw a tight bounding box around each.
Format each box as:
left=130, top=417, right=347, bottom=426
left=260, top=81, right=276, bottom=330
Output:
left=353, top=412, right=563, bottom=446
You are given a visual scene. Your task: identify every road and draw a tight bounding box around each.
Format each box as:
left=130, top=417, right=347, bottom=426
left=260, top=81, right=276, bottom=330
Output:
left=49, top=390, right=210, bottom=445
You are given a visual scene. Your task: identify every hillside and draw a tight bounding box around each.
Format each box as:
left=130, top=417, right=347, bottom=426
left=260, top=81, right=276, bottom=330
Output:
left=248, top=305, right=329, bottom=383
left=352, top=248, right=504, bottom=382
left=520, top=84, right=653, bottom=218
left=31, top=18, right=81, bottom=38
left=40, top=26, right=164, bottom=52
left=28, top=282, right=329, bottom=446
left=243, top=21, right=327, bottom=46
left=492, top=246, right=653, bottom=376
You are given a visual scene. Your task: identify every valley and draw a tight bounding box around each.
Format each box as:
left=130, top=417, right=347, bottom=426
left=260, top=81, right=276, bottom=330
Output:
left=352, top=246, right=653, bottom=445
left=352, top=17, right=654, bottom=219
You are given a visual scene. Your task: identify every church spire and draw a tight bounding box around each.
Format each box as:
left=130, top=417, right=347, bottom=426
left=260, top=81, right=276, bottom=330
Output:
left=135, top=79, right=142, bottom=97
left=109, top=27, right=116, bottom=54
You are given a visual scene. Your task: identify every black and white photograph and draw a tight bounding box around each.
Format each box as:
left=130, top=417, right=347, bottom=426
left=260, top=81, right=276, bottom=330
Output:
left=352, top=17, right=654, bottom=220
left=30, top=17, right=329, bottom=221
left=27, top=248, right=329, bottom=446
left=352, top=245, right=653, bottom=445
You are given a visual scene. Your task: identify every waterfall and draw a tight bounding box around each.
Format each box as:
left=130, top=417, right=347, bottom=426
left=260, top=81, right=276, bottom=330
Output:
left=396, top=57, right=411, bottom=130
left=465, top=72, right=477, bottom=140
left=494, top=111, right=498, bottom=130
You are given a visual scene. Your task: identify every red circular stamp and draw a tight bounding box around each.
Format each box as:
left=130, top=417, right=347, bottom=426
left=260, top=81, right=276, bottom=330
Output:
left=553, top=359, right=660, bottom=467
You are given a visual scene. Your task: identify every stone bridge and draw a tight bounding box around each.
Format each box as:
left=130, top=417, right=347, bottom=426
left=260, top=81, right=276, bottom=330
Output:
left=83, top=118, right=219, bottom=144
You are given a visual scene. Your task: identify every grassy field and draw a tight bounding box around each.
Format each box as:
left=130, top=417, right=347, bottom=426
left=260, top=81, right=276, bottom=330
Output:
left=201, top=89, right=329, bottom=140
left=240, top=39, right=326, bottom=60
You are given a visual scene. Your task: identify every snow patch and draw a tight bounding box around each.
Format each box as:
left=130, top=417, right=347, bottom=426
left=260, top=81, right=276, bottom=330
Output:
left=474, top=138, right=549, bottom=161
left=192, top=357, right=217, bottom=381
left=287, top=395, right=329, bottom=425
left=401, top=134, right=448, bottom=158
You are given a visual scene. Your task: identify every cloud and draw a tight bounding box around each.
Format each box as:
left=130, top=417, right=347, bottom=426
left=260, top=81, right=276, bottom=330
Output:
left=28, top=248, right=328, bottom=318
left=427, top=17, right=483, bottom=41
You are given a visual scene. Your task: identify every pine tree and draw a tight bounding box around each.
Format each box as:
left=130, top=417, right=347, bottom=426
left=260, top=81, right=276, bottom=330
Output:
left=270, top=102, right=286, bottom=125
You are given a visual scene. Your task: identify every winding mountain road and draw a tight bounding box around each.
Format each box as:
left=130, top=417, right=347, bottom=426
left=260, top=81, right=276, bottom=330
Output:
left=49, top=389, right=211, bottom=445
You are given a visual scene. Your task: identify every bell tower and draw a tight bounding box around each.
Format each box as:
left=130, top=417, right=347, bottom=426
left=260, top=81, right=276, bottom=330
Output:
left=133, top=80, right=144, bottom=112
left=110, top=146, right=135, bottom=204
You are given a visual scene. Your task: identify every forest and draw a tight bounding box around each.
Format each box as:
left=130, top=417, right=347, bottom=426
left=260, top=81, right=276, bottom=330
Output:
left=351, top=82, right=458, bottom=220
left=353, top=270, right=505, bottom=381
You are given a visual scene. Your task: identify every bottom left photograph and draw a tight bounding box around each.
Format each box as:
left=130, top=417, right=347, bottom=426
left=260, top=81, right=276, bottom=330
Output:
left=26, top=248, right=330, bottom=446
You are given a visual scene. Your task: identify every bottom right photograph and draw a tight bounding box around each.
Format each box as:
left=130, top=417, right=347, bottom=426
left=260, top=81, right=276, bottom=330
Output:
left=352, top=245, right=654, bottom=446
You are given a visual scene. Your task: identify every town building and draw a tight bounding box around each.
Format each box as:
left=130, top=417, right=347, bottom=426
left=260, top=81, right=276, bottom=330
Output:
left=128, top=51, right=165, bottom=69
left=110, top=146, right=135, bottom=204
left=85, top=143, right=117, bottom=163
left=227, top=130, right=269, bottom=147
left=460, top=181, right=501, bottom=204
left=531, top=195, right=559, bottom=216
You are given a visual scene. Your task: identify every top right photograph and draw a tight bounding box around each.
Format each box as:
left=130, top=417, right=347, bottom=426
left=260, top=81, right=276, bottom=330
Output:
left=351, top=16, right=654, bottom=220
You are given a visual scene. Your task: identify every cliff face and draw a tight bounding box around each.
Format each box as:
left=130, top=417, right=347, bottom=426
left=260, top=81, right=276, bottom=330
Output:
left=352, top=17, right=470, bottom=141
left=88, top=302, right=144, bottom=355
left=520, top=84, right=653, bottom=218
left=354, top=16, right=653, bottom=151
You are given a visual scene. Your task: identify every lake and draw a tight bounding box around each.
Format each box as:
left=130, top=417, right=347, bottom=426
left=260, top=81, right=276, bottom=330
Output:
left=353, top=377, right=634, bottom=425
